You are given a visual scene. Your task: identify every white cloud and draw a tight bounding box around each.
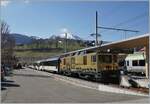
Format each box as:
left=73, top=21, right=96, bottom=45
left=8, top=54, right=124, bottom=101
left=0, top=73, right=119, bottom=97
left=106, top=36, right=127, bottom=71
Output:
left=0, top=0, right=30, bottom=7
left=1, top=0, right=11, bottom=7
left=24, top=0, right=30, bottom=4
left=60, top=28, right=68, bottom=33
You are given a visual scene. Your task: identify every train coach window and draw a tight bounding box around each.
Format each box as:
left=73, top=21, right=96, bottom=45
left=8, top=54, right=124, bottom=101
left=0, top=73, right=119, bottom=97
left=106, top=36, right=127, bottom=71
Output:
left=91, top=55, right=96, bottom=62
left=71, top=58, right=75, bottom=64
left=126, top=61, right=129, bottom=66
left=49, top=61, right=58, bottom=66
left=63, top=59, right=66, bottom=65
left=83, top=56, right=87, bottom=65
left=139, top=60, right=145, bottom=66
left=42, top=61, right=58, bottom=66
left=132, top=60, right=138, bottom=66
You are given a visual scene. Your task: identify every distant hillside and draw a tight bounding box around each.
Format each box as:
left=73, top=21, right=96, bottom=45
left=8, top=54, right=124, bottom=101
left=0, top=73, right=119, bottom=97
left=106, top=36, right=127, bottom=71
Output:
left=14, top=38, right=86, bottom=63
left=10, top=33, right=38, bottom=45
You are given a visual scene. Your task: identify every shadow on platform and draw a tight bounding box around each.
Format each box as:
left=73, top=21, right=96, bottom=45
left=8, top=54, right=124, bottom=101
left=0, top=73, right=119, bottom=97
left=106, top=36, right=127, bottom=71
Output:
left=13, top=73, right=52, bottom=78
left=1, top=79, right=20, bottom=91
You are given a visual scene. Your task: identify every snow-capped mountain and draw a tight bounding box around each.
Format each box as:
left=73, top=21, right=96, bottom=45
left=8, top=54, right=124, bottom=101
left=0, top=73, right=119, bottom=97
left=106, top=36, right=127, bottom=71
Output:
left=50, top=33, right=82, bottom=40
left=30, top=36, right=41, bottom=40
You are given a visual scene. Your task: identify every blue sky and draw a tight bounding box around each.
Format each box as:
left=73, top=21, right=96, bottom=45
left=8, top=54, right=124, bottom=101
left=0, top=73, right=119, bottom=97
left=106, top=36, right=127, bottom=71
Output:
left=1, top=0, right=149, bottom=41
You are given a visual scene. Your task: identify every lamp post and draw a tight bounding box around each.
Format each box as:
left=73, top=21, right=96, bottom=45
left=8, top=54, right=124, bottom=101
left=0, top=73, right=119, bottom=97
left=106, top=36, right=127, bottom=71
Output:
left=65, top=32, right=67, bottom=53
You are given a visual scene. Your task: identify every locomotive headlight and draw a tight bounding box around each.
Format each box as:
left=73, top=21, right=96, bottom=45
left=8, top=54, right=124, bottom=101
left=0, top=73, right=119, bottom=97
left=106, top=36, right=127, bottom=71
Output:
left=107, top=49, right=110, bottom=53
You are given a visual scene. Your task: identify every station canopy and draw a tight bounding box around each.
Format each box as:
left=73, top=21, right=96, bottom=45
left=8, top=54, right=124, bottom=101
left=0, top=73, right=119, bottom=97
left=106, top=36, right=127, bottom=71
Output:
left=63, top=34, right=149, bottom=55
left=100, top=34, right=149, bottom=49
left=45, top=57, right=59, bottom=62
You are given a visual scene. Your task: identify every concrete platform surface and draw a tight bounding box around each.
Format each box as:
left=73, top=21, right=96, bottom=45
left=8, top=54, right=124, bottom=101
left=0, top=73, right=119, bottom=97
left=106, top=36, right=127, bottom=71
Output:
left=1, top=68, right=149, bottom=103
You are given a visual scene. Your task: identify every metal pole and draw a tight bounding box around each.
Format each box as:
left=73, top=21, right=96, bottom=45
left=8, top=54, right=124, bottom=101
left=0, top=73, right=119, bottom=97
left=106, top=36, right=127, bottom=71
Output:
left=96, top=11, right=98, bottom=46
left=124, top=31, right=127, bottom=39
left=95, top=11, right=99, bottom=75
left=65, top=32, right=67, bottom=53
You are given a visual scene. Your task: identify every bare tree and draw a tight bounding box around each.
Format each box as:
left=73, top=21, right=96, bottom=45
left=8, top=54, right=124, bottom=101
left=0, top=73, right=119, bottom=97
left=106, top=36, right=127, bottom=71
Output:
left=1, top=21, right=16, bottom=66
left=1, top=21, right=10, bottom=34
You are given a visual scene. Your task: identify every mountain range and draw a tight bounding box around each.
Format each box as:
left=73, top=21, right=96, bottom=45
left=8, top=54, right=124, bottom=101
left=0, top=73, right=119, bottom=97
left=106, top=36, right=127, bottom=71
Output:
left=10, top=33, right=38, bottom=45
left=10, top=33, right=109, bottom=46
left=10, top=33, right=82, bottom=45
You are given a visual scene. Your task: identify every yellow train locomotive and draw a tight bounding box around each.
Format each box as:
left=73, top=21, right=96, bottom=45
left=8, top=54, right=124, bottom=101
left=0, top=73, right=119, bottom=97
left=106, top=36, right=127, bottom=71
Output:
left=59, top=48, right=120, bottom=84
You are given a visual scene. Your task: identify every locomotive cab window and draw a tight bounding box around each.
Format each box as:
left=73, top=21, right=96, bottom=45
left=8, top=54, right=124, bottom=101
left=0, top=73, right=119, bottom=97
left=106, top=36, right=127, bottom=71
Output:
left=98, top=55, right=112, bottom=63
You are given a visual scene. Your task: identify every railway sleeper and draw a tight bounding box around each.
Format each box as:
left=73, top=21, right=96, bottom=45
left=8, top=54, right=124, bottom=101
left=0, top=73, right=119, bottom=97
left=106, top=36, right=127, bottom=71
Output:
left=70, top=72, right=79, bottom=78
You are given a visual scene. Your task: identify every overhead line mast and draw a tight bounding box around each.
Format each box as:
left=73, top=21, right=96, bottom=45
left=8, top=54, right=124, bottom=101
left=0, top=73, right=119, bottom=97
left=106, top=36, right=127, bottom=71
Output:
left=94, top=11, right=139, bottom=46
left=96, top=11, right=98, bottom=46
